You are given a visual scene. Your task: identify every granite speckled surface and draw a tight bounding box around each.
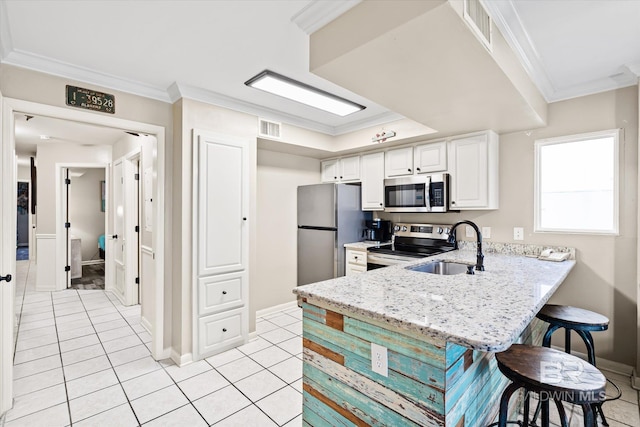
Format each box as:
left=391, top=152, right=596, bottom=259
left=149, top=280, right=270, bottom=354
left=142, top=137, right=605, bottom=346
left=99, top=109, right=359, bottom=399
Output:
left=293, top=249, right=575, bottom=352
left=343, top=241, right=390, bottom=250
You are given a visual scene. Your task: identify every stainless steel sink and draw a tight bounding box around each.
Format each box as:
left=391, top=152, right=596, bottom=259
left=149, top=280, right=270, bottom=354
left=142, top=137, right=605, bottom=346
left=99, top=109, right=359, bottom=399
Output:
left=406, top=260, right=471, bottom=275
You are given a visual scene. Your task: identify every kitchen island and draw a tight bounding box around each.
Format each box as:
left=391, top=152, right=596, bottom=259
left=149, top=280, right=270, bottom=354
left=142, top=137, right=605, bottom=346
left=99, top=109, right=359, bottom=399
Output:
left=293, top=249, right=575, bottom=427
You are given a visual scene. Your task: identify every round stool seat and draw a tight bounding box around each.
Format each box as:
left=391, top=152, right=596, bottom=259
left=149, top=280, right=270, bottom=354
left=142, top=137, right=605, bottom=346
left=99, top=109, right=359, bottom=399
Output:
left=537, top=305, right=609, bottom=332
left=496, top=344, right=606, bottom=404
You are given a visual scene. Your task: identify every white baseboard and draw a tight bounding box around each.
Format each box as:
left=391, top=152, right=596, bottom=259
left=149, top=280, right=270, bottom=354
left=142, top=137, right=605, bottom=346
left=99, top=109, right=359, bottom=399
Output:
left=255, top=300, right=299, bottom=319
left=551, top=345, right=633, bottom=376
left=82, top=260, right=105, bottom=266
left=631, top=369, right=640, bottom=391
left=171, top=349, right=193, bottom=367
left=140, top=317, right=152, bottom=334
left=248, top=331, right=258, bottom=341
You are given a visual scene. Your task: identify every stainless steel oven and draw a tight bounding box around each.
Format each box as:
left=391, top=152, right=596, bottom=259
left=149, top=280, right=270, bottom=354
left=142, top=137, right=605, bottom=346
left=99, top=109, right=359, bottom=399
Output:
left=367, top=223, right=455, bottom=270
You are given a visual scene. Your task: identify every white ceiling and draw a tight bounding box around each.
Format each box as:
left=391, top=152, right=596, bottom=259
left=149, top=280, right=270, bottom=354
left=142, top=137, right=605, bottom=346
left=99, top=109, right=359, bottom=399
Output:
left=2, top=0, right=639, bottom=155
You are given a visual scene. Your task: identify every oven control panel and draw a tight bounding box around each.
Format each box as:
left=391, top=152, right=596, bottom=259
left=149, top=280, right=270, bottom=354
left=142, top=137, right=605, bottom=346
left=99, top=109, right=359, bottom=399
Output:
left=393, top=223, right=452, bottom=240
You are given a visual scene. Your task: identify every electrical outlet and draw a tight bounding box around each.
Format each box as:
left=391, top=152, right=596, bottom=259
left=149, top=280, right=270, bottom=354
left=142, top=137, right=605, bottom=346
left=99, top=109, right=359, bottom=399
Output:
left=482, top=226, right=491, bottom=239
left=465, top=225, right=474, bottom=238
left=371, top=343, right=388, bottom=377
left=513, top=227, right=524, bottom=241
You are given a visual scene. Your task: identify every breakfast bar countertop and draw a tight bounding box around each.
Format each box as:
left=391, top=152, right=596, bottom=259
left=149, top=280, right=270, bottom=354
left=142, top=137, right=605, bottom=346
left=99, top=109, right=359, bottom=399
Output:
left=293, top=249, right=575, bottom=352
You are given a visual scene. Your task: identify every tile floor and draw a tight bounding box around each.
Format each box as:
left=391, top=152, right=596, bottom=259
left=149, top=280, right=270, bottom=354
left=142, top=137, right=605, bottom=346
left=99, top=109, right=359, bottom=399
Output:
left=3, top=259, right=640, bottom=426
left=3, top=260, right=303, bottom=426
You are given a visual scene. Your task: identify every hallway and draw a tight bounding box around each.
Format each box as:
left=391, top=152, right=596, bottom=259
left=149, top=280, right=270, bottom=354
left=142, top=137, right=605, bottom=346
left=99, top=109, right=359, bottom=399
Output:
left=4, top=260, right=303, bottom=426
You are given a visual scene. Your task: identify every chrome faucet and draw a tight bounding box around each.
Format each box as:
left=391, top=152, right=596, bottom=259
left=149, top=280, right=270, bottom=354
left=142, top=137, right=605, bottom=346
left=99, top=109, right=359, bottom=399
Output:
left=448, top=220, right=484, bottom=271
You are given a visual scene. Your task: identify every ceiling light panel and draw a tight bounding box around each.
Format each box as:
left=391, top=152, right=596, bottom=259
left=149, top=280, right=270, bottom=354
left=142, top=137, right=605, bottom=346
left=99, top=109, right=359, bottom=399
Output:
left=245, top=70, right=365, bottom=117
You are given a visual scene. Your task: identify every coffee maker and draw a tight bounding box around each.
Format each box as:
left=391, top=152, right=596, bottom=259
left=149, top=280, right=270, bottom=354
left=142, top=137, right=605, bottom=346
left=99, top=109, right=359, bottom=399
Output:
left=362, top=219, right=391, bottom=243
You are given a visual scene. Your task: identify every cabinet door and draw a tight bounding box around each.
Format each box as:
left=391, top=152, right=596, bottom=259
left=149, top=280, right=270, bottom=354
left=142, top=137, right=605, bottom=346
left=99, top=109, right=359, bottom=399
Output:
left=415, top=141, right=447, bottom=173
left=197, top=134, right=249, bottom=276
left=339, top=156, right=360, bottom=181
left=385, top=147, right=413, bottom=177
left=361, top=152, right=385, bottom=210
left=321, top=159, right=339, bottom=182
left=448, top=134, right=489, bottom=209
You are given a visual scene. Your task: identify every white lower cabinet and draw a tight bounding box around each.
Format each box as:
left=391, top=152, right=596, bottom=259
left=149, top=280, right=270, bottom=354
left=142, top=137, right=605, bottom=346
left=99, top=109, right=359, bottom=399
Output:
left=198, top=308, right=247, bottom=356
left=345, top=248, right=367, bottom=276
left=198, top=271, right=245, bottom=316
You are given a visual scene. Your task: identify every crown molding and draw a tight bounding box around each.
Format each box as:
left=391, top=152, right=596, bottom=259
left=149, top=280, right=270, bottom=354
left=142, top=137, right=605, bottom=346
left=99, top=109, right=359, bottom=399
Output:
left=291, top=0, right=361, bottom=34
left=0, top=0, right=13, bottom=60
left=333, top=111, right=405, bottom=135
left=2, top=50, right=171, bottom=102
left=549, top=74, right=638, bottom=103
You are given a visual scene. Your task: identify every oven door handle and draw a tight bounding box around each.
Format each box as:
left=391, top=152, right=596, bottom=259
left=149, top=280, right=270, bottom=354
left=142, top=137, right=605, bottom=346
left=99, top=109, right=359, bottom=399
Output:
left=367, top=253, right=413, bottom=266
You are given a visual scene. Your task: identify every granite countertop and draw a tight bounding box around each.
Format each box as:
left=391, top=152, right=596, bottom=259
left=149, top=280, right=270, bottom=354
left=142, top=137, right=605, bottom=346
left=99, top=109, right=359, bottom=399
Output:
left=293, top=249, right=575, bottom=352
left=344, top=241, right=390, bottom=250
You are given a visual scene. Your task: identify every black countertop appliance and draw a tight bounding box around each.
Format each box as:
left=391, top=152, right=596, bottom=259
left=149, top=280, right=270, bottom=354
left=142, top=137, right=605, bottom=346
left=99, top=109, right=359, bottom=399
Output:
left=363, top=219, right=391, bottom=243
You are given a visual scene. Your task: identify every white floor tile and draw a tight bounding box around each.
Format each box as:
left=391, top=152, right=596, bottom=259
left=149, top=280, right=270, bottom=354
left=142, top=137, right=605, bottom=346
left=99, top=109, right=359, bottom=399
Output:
left=205, top=348, right=245, bottom=368
left=90, top=312, right=123, bottom=325
left=164, top=359, right=212, bottom=382
left=277, top=336, right=303, bottom=356
left=13, top=367, right=64, bottom=397
left=265, top=313, right=299, bottom=327
left=13, top=343, right=59, bottom=364
left=121, top=369, right=174, bottom=400
left=256, top=320, right=280, bottom=335
left=284, top=321, right=303, bottom=335
left=56, top=318, right=92, bottom=332
left=59, top=334, right=100, bottom=352
left=234, top=369, right=287, bottom=402
left=216, top=356, right=264, bottom=383
left=130, top=384, right=189, bottom=424
left=256, top=385, right=303, bottom=425
left=114, top=356, right=161, bottom=382
left=86, top=306, right=118, bottom=317
left=143, top=404, right=207, bottom=427
left=13, top=354, right=62, bottom=380
left=62, top=343, right=106, bottom=366
left=291, top=378, right=303, bottom=394
left=18, top=318, right=55, bottom=332
left=66, top=368, right=120, bottom=400
left=5, top=384, right=67, bottom=422
left=93, top=318, right=129, bottom=333
left=214, top=404, right=277, bottom=427
left=3, top=402, right=69, bottom=427
left=177, top=369, right=230, bottom=401
left=102, top=333, right=144, bottom=353
left=193, top=385, right=252, bottom=425
left=72, top=403, right=139, bottom=427
left=57, top=325, right=96, bottom=342
left=250, top=345, right=292, bottom=368
left=14, top=333, right=58, bottom=352
left=63, top=355, right=112, bottom=381
left=55, top=311, right=89, bottom=325
left=269, top=356, right=303, bottom=384
left=107, top=343, right=150, bottom=366
left=17, top=325, right=56, bottom=340
left=237, top=337, right=273, bottom=355
left=283, top=414, right=303, bottom=427
left=260, top=328, right=297, bottom=345
left=69, top=384, right=128, bottom=423
left=98, top=325, right=135, bottom=342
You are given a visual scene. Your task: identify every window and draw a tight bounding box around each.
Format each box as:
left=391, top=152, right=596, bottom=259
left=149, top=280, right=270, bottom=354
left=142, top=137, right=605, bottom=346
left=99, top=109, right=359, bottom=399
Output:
left=534, top=129, right=619, bottom=234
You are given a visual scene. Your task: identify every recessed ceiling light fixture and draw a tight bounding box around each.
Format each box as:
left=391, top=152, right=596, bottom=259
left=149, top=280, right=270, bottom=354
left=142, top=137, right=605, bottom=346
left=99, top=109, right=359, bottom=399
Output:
left=245, top=70, right=365, bottom=117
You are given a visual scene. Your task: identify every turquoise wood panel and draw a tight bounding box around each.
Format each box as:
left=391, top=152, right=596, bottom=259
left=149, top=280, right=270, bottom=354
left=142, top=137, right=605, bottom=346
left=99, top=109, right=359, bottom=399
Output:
left=303, top=391, right=355, bottom=427
left=343, top=317, right=445, bottom=366
left=305, top=366, right=435, bottom=427
left=445, top=342, right=467, bottom=368
left=445, top=352, right=496, bottom=412
left=304, top=318, right=446, bottom=389
left=444, top=354, right=466, bottom=390
left=302, top=303, right=327, bottom=324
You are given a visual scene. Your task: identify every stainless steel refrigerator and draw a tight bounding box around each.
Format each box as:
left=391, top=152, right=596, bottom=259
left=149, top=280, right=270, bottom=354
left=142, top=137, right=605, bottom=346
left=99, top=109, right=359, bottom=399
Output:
left=297, top=183, right=372, bottom=286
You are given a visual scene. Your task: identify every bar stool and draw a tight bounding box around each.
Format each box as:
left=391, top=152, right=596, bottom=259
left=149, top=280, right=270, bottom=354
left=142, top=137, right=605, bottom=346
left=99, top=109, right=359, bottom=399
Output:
left=495, top=344, right=607, bottom=427
left=536, top=304, right=611, bottom=426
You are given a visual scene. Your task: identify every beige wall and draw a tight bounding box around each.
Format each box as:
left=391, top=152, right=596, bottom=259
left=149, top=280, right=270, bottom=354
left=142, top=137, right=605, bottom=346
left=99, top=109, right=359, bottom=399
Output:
left=255, top=149, right=321, bottom=312
left=68, top=167, right=106, bottom=260
left=378, top=86, right=639, bottom=366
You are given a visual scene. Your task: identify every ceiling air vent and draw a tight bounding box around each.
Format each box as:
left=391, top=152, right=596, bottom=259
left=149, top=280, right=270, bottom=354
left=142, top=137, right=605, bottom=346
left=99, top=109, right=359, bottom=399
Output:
left=258, top=118, right=281, bottom=140
left=464, top=0, right=492, bottom=51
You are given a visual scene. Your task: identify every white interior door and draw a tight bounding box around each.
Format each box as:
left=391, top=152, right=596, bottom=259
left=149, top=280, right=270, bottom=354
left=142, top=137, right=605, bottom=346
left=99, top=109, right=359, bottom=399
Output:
left=113, top=160, right=126, bottom=300
left=0, top=91, right=15, bottom=414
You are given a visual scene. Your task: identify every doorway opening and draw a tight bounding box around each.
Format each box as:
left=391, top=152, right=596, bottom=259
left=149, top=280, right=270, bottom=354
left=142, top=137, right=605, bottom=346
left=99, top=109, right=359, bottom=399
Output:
left=16, top=181, right=29, bottom=261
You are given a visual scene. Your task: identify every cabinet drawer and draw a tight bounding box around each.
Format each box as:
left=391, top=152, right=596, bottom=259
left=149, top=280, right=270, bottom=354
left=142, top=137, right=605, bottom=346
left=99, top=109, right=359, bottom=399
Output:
left=198, top=308, right=246, bottom=356
left=346, top=249, right=367, bottom=266
left=198, top=272, right=245, bottom=316
left=347, top=263, right=367, bottom=275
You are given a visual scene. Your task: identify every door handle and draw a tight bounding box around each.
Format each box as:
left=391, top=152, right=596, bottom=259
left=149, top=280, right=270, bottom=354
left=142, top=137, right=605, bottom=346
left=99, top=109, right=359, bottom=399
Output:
left=0, top=274, right=12, bottom=283
left=112, top=234, right=118, bottom=239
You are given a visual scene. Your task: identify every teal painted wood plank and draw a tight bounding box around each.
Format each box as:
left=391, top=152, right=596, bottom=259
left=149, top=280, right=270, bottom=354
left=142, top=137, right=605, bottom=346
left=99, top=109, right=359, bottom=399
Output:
left=445, top=342, right=467, bottom=368
left=305, top=318, right=445, bottom=389
left=302, top=303, right=327, bottom=324
left=303, top=391, right=355, bottom=427
left=444, top=353, right=466, bottom=390
left=445, top=352, right=496, bottom=413
left=305, top=354, right=443, bottom=427
left=344, top=317, right=446, bottom=366
left=463, top=374, right=509, bottom=427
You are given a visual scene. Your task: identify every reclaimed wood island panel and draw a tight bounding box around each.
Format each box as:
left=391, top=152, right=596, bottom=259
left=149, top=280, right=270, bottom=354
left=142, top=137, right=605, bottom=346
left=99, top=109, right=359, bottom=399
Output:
left=293, top=249, right=575, bottom=426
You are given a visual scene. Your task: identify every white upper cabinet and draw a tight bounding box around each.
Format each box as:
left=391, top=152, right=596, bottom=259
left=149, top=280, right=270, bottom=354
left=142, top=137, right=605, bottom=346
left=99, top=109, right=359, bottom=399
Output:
left=447, top=131, right=499, bottom=210
left=414, top=140, right=447, bottom=173
left=360, top=152, right=385, bottom=211
left=321, top=156, right=360, bottom=182
left=321, top=159, right=339, bottom=182
left=385, top=147, right=414, bottom=177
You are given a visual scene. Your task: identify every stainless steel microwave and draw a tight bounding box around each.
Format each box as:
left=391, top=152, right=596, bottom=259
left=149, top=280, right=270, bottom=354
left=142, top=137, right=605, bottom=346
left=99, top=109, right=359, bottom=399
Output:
left=384, top=173, right=450, bottom=213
